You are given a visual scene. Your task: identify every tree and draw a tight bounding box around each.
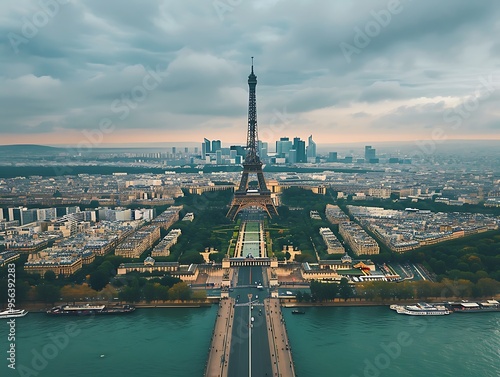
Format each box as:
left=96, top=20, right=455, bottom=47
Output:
left=36, top=283, right=61, bottom=304
left=104, top=255, right=126, bottom=269
left=209, top=253, right=226, bottom=263
left=168, top=282, right=192, bottom=301
left=192, top=290, right=207, bottom=300
left=89, top=270, right=109, bottom=291
left=143, top=283, right=157, bottom=302
left=179, top=253, right=204, bottom=265
left=476, top=278, right=500, bottom=297
left=359, top=282, right=377, bottom=300
left=156, top=285, right=169, bottom=300
left=310, top=280, right=338, bottom=302
left=339, top=278, right=352, bottom=301
left=295, top=254, right=316, bottom=263
left=415, top=281, right=432, bottom=300
left=160, top=275, right=181, bottom=288
left=24, top=272, right=41, bottom=286
left=378, top=282, right=393, bottom=300
left=118, top=286, right=141, bottom=302
left=13, top=281, right=31, bottom=303
left=395, top=282, right=413, bottom=300
left=274, top=252, right=286, bottom=261
left=60, top=284, right=96, bottom=301
left=433, top=260, right=446, bottom=275
left=44, top=270, right=57, bottom=282
left=98, top=261, right=115, bottom=276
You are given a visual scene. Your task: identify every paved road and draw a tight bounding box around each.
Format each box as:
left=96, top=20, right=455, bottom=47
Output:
left=227, top=266, right=273, bottom=377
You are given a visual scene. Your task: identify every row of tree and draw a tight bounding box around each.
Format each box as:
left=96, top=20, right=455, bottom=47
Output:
left=304, top=278, right=500, bottom=303
left=117, top=281, right=206, bottom=302
left=307, top=278, right=354, bottom=302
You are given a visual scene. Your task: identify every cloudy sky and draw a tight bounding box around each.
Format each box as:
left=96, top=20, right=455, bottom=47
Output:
left=1, top=0, right=499, bottom=147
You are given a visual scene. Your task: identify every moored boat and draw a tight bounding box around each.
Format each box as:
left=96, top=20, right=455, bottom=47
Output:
left=447, top=300, right=500, bottom=313
left=47, top=304, right=135, bottom=316
left=390, top=302, right=451, bottom=316
left=0, top=309, right=28, bottom=319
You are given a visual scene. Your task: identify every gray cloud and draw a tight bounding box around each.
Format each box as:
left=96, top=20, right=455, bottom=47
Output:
left=1, top=0, right=499, bottom=143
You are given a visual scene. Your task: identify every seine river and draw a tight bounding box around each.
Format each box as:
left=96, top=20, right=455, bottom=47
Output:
left=283, top=306, right=500, bottom=377
left=1, top=307, right=217, bottom=377
left=1, top=306, right=499, bottom=377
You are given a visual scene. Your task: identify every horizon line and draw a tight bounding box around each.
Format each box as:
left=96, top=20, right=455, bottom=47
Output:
left=1, top=138, right=500, bottom=148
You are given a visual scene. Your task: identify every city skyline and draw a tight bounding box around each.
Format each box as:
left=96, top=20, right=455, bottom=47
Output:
left=1, top=0, right=499, bottom=146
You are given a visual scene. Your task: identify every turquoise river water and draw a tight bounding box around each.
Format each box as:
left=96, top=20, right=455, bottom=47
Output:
left=1, top=306, right=499, bottom=377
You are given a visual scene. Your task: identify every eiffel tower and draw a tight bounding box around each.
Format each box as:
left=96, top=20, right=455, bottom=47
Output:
left=227, top=58, right=278, bottom=220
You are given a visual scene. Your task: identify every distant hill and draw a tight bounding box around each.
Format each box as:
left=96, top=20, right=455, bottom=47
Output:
left=0, top=144, right=63, bottom=153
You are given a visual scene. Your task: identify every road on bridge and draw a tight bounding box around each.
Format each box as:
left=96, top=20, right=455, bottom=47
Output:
left=227, top=266, right=273, bottom=377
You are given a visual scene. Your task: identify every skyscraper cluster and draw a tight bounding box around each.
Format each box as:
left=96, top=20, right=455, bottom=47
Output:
left=199, top=135, right=317, bottom=165
left=197, top=138, right=410, bottom=165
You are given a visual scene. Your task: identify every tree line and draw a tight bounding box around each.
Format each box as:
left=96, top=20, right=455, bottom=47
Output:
left=305, top=278, right=500, bottom=303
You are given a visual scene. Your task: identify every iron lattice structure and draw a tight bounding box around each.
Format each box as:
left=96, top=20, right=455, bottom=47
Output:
left=227, top=59, right=278, bottom=220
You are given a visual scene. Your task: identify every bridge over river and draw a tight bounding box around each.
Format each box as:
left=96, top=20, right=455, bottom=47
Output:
left=205, top=219, right=295, bottom=377
left=205, top=266, right=295, bottom=377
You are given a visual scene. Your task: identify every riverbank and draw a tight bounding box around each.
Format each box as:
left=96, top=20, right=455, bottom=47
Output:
left=5, top=299, right=218, bottom=312
left=8, top=295, right=500, bottom=312
left=281, top=295, right=500, bottom=308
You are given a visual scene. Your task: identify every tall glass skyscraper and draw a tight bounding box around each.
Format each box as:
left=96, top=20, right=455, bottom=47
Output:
left=307, top=135, right=317, bottom=158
